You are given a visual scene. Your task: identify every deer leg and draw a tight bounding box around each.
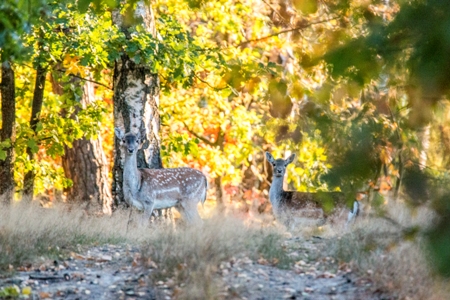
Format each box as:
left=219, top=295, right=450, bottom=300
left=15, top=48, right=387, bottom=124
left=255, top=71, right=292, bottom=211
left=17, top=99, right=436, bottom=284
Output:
left=188, top=207, right=202, bottom=224
left=345, top=200, right=360, bottom=228
left=176, top=201, right=202, bottom=224
left=142, top=202, right=156, bottom=226
left=126, top=207, right=134, bottom=233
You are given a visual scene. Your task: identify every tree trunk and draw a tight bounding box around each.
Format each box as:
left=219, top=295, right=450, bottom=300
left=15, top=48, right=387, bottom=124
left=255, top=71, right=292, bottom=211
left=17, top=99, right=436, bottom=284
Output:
left=52, top=72, right=113, bottom=214
left=23, top=65, right=46, bottom=202
left=417, top=124, right=430, bottom=170
left=214, top=176, right=228, bottom=210
left=0, top=61, right=16, bottom=204
left=112, top=2, right=163, bottom=208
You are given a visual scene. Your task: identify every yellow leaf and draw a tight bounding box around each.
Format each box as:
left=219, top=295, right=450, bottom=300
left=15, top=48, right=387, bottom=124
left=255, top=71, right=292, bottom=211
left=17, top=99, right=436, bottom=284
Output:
left=22, top=286, right=32, bottom=295
left=62, top=54, right=83, bottom=75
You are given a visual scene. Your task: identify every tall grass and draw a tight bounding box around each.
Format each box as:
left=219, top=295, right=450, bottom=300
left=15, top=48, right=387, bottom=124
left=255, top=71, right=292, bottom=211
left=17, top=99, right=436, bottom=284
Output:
left=140, top=213, right=292, bottom=299
left=0, top=202, right=149, bottom=271
left=2, top=199, right=447, bottom=299
left=325, top=201, right=450, bottom=300
left=0, top=203, right=292, bottom=300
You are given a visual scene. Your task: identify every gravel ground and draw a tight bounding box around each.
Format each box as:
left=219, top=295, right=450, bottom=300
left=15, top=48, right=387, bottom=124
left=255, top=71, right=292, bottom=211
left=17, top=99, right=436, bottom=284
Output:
left=0, top=236, right=390, bottom=300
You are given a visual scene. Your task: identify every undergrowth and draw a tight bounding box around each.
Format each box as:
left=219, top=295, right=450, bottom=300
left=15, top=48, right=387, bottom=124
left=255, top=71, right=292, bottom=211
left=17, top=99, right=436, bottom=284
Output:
left=0, top=203, right=146, bottom=271
left=2, top=199, right=447, bottom=299
left=0, top=203, right=292, bottom=299
left=140, top=214, right=292, bottom=299
left=324, top=201, right=450, bottom=300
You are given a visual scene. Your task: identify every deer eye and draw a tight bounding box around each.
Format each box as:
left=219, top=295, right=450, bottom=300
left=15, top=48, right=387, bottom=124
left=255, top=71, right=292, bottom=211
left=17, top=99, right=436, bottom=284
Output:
left=272, top=163, right=275, bottom=166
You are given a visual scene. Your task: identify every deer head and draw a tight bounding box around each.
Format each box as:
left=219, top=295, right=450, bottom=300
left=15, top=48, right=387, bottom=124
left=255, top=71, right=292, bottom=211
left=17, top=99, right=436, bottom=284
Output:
left=265, top=152, right=296, bottom=178
left=115, top=127, right=143, bottom=155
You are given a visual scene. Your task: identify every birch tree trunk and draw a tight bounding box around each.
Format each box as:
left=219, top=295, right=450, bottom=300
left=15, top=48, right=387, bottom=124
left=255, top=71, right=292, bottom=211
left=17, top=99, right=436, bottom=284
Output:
left=111, top=2, right=163, bottom=208
left=52, top=72, right=113, bottom=214
left=0, top=61, right=16, bottom=204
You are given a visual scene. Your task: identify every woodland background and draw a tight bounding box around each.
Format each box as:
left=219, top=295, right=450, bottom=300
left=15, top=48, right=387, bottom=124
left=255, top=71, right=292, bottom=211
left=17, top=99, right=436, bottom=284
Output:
left=1, top=0, right=450, bottom=283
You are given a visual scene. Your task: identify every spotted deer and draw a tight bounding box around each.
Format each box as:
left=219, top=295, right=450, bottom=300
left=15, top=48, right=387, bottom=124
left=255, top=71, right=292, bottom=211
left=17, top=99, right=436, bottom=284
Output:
left=115, top=128, right=207, bottom=224
left=266, top=152, right=360, bottom=225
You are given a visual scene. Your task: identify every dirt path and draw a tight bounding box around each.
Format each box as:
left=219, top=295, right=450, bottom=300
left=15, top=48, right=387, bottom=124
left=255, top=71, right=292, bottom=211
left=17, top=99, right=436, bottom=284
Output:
left=0, top=244, right=160, bottom=299
left=0, top=236, right=388, bottom=299
left=219, top=236, right=387, bottom=300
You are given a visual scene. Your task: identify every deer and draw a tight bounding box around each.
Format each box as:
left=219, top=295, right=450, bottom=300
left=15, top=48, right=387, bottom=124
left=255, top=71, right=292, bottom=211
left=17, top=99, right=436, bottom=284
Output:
left=265, top=152, right=360, bottom=226
left=115, top=127, right=207, bottom=224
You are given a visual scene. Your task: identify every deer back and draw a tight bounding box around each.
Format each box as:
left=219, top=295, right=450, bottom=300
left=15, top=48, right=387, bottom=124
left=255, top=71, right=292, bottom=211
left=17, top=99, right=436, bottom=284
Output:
left=287, top=191, right=346, bottom=210
left=139, top=167, right=207, bottom=202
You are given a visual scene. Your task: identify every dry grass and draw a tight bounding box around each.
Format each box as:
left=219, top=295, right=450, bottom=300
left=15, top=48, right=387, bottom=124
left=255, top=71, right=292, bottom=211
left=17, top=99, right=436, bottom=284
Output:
left=0, top=202, right=150, bottom=271
left=0, top=202, right=292, bottom=299
left=1, top=199, right=449, bottom=299
left=324, top=200, right=450, bottom=300
left=139, top=212, right=292, bottom=299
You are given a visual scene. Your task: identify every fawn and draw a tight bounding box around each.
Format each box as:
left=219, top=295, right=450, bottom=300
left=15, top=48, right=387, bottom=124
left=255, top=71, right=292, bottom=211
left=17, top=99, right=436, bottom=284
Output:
left=266, top=152, right=359, bottom=226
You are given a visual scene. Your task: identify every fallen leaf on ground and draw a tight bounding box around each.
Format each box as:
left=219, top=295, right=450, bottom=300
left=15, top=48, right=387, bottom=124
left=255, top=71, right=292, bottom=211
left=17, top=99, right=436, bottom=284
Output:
left=317, top=272, right=335, bottom=278
left=257, top=258, right=269, bottom=265
left=97, top=255, right=112, bottom=262
left=39, top=291, right=52, bottom=298
left=22, top=286, right=32, bottom=295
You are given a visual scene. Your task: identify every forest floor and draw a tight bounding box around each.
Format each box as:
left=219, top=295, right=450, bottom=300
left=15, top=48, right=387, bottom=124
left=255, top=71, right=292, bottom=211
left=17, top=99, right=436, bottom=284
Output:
left=0, top=233, right=388, bottom=299
left=0, top=202, right=447, bottom=300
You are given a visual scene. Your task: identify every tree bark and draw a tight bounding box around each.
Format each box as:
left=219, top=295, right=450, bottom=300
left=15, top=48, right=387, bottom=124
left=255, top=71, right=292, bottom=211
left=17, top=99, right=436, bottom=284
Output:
left=112, top=2, right=163, bottom=208
left=417, top=124, right=430, bottom=170
left=52, top=72, right=113, bottom=214
left=23, top=65, right=46, bottom=202
left=0, top=61, right=16, bottom=204
left=214, top=176, right=228, bottom=210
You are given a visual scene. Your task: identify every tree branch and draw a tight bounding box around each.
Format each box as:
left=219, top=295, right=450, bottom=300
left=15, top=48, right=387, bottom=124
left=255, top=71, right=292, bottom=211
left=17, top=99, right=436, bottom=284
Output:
left=66, top=72, right=112, bottom=90
left=54, top=69, right=112, bottom=90
left=181, top=121, right=217, bottom=146
left=193, top=73, right=228, bottom=91
left=21, top=63, right=113, bottom=90
left=261, top=0, right=294, bottom=29
left=236, top=16, right=341, bottom=47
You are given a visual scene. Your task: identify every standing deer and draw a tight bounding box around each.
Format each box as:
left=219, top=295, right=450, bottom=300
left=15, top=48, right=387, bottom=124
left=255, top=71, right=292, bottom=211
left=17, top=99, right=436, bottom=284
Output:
left=115, top=128, right=207, bottom=224
left=265, top=152, right=359, bottom=225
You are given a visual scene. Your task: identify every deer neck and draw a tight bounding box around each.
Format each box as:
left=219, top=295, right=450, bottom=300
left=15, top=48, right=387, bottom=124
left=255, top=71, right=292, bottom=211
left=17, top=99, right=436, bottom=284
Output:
left=123, top=152, right=142, bottom=200
left=269, top=175, right=285, bottom=212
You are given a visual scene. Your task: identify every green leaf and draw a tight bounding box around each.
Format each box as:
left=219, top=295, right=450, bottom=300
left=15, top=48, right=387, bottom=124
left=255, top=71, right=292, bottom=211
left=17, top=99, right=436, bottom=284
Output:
left=292, top=0, right=318, bottom=14
left=77, top=0, right=91, bottom=13
left=0, top=149, right=6, bottom=161
left=35, top=121, right=43, bottom=132
left=135, top=24, right=144, bottom=33
left=27, top=138, right=39, bottom=154
left=0, top=285, right=20, bottom=297
left=0, top=139, right=11, bottom=148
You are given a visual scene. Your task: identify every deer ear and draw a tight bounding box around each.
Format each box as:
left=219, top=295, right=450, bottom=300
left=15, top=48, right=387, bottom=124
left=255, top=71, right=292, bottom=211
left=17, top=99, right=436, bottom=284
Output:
left=286, top=153, right=296, bottom=164
left=114, top=127, right=124, bottom=139
left=265, top=152, right=275, bottom=164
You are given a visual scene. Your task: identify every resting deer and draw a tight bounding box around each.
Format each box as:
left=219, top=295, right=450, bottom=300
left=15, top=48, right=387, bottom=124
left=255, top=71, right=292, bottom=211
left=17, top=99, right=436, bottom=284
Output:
left=266, top=152, right=359, bottom=225
left=115, top=128, right=207, bottom=224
